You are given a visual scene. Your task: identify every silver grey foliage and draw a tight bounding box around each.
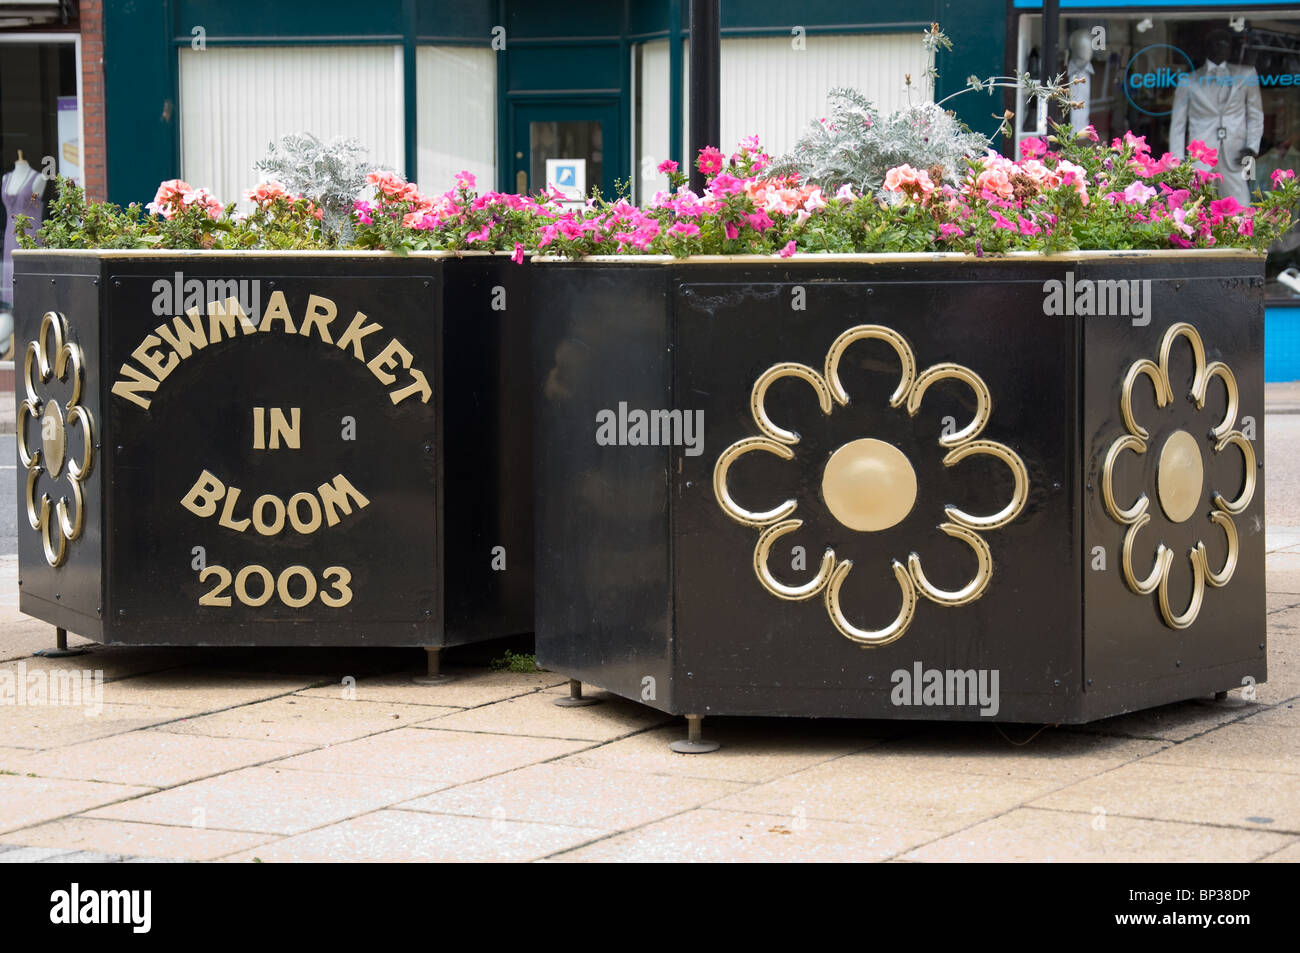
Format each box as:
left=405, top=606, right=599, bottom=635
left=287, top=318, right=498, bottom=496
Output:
left=772, top=88, right=990, bottom=194
left=252, top=132, right=391, bottom=242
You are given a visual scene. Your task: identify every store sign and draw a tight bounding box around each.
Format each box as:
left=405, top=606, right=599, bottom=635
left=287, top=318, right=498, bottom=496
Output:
left=546, top=158, right=586, bottom=202
left=102, top=272, right=440, bottom=635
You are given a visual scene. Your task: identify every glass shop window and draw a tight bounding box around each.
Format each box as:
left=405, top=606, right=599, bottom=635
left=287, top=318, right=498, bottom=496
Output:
left=1013, top=13, right=1300, bottom=299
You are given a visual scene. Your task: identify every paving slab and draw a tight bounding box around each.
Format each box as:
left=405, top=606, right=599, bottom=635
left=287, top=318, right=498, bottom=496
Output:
left=400, top=762, right=748, bottom=830
left=0, top=816, right=276, bottom=861
left=0, top=775, right=153, bottom=835
left=1143, top=722, right=1300, bottom=775
left=901, top=807, right=1292, bottom=862
left=0, top=846, right=80, bottom=863
left=93, top=669, right=318, bottom=710
left=1267, top=552, right=1300, bottom=595
left=219, top=809, right=602, bottom=863
left=293, top=669, right=567, bottom=708
left=0, top=701, right=202, bottom=749
left=1029, top=762, right=1300, bottom=832
left=269, top=727, right=590, bottom=784
left=0, top=620, right=95, bottom=663
left=709, top=757, right=1063, bottom=835
left=85, top=766, right=441, bottom=835
left=152, top=695, right=452, bottom=745
left=426, top=689, right=672, bottom=741
left=1066, top=696, right=1266, bottom=741
left=851, top=725, right=1167, bottom=783
left=8, top=731, right=312, bottom=787
left=553, top=720, right=885, bottom=784
left=552, top=808, right=939, bottom=863
left=1260, top=839, right=1300, bottom=862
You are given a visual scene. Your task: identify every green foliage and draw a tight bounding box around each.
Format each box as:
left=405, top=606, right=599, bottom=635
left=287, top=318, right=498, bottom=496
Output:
left=489, top=650, right=541, bottom=673
left=20, top=178, right=146, bottom=249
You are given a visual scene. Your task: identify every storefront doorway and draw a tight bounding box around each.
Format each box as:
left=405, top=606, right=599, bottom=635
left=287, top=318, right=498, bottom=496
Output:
left=509, top=99, right=622, bottom=201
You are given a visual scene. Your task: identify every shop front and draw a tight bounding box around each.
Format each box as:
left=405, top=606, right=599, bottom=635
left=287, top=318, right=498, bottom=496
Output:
left=0, top=4, right=83, bottom=358
left=1009, top=1, right=1300, bottom=379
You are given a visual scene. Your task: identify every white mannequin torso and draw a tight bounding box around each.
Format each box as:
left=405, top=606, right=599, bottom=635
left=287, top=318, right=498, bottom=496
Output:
left=5, top=161, right=46, bottom=198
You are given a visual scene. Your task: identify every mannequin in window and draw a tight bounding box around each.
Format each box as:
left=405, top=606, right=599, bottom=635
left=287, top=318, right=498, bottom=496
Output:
left=1170, top=29, right=1263, bottom=206
left=2, top=150, right=48, bottom=310
left=1066, top=28, right=1094, bottom=133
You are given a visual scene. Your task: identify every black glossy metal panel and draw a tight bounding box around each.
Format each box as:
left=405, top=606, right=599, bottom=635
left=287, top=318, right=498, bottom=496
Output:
left=531, top=263, right=676, bottom=708
left=530, top=255, right=1266, bottom=723
left=13, top=253, right=533, bottom=648
left=1079, top=259, right=1265, bottom=718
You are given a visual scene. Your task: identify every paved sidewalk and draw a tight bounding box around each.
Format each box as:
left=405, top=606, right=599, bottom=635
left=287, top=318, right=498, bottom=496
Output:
left=0, top=393, right=1294, bottom=861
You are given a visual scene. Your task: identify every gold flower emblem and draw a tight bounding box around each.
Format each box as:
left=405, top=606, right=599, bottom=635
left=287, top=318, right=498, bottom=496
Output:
left=17, top=311, right=95, bottom=567
left=1101, top=322, right=1254, bottom=629
left=713, top=324, right=1029, bottom=647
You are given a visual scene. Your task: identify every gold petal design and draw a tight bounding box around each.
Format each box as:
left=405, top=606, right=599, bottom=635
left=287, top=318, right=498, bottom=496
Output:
left=713, top=437, right=798, bottom=528
left=65, top=404, right=95, bottom=482
left=25, top=467, right=45, bottom=532
left=40, top=507, right=68, bottom=568
left=941, top=440, right=1029, bottom=530
left=1159, top=322, right=1206, bottom=404
left=16, top=399, right=41, bottom=469
left=1211, top=431, right=1256, bottom=515
left=1121, top=512, right=1171, bottom=595
left=750, top=362, right=833, bottom=444
left=753, top=519, right=836, bottom=600
left=906, top=363, right=991, bottom=447
left=1199, top=361, right=1238, bottom=441
left=23, top=340, right=43, bottom=405
left=907, top=523, right=993, bottom=606
left=824, top=558, right=917, bottom=647
left=56, top=476, right=85, bottom=543
left=1200, top=510, right=1238, bottom=589
left=1101, top=434, right=1149, bottom=525
left=56, top=341, right=84, bottom=410
left=823, top=325, right=916, bottom=408
left=1120, top=358, right=1170, bottom=440
left=1158, top=546, right=1207, bottom=630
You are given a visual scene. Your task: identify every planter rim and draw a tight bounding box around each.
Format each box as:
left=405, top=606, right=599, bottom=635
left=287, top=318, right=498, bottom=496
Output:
left=529, top=248, right=1264, bottom=265
left=15, top=248, right=1263, bottom=264
left=11, top=249, right=514, bottom=259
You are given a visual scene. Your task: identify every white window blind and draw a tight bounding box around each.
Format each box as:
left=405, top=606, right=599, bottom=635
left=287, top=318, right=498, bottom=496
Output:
left=179, top=45, right=404, bottom=207
left=416, top=45, right=497, bottom=194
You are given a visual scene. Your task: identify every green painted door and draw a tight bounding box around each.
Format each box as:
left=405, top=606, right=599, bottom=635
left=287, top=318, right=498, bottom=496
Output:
left=509, top=99, right=622, bottom=199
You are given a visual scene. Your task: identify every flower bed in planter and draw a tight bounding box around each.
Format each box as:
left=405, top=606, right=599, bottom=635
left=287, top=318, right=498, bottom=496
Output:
left=12, top=250, right=531, bottom=649
left=530, top=250, right=1265, bottom=727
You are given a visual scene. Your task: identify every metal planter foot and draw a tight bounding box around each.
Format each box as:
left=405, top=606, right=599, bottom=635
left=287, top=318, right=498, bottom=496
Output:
left=554, top=678, right=601, bottom=707
left=669, top=713, right=720, bottom=754
left=412, top=647, right=454, bottom=685
left=33, top=627, right=89, bottom=658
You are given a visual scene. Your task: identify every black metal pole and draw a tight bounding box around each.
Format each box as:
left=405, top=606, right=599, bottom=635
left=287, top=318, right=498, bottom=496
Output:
left=1041, top=0, right=1060, bottom=128
left=688, top=0, right=720, bottom=194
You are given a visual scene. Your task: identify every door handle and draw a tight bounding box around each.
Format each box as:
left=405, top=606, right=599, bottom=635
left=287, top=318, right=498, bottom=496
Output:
left=516, top=170, right=527, bottom=193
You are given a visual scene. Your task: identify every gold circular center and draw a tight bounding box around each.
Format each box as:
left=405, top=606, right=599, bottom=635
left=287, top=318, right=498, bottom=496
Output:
left=41, top=402, right=66, bottom=477
left=1157, top=429, right=1204, bottom=523
left=822, top=438, right=917, bottom=532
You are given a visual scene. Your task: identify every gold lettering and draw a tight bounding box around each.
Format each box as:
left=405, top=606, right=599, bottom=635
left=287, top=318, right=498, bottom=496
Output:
left=181, top=470, right=225, bottom=518
left=389, top=368, right=432, bottom=405
left=259, top=290, right=297, bottom=334
left=207, top=297, right=258, bottom=342
left=318, top=474, right=370, bottom=527
left=111, top=363, right=159, bottom=409
left=252, top=407, right=265, bottom=450
left=367, top=338, right=413, bottom=386
left=132, top=334, right=178, bottom=382
left=252, top=494, right=286, bottom=536
left=336, top=311, right=383, bottom=361
left=156, top=310, right=209, bottom=359
left=218, top=486, right=251, bottom=532
left=287, top=492, right=323, bottom=534
left=300, top=294, right=337, bottom=344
